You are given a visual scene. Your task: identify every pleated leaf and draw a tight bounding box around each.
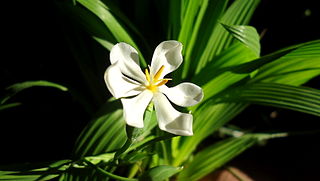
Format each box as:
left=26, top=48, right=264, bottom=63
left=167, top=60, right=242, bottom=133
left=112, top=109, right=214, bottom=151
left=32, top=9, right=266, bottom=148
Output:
left=167, top=0, right=182, bottom=39
left=76, top=0, right=146, bottom=66
left=177, top=132, right=288, bottom=181
left=68, top=102, right=156, bottom=180
left=0, top=160, right=71, bottom=181
left=73, top=107, right=126, bottom=158
left=195, top=0, right=260, bottom=74
left=139, top=165, right=182, bottom=181
left=173, top=102, right=247, bottom=166
left=222, top=24, right=261, bottom=56
left=251, top=40, right=320, bottom=85
left=225, top=83, right=320, bottom=116
left=175, top=40, right=320, bottom=166
left=178, top=0, right=201, bottom=48
left=193, top=42, right=258, bottom=102
left=1, top=81, right=67, bottom=104
left=57, top=1, right=116, bottom=51
left=180, top=0, right=229, bottom=79
left=177, top=135, right=256, bottom=181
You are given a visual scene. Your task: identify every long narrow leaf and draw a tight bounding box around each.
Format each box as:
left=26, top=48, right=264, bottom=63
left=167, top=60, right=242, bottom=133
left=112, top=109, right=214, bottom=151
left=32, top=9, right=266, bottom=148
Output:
left=222, top=24, right=261, bottom=56
left=76, top=0, right=146, bottom=66
left=251, top=40, right=320, bottom=85
left=195, top=0, right=260, bottom=74
left=193, top=43, right=257, bottom=102
left=181, top=0, right=229, bottom=79
left=1, top=81, right=67, bottom=104
left=177, top=132, right=288, bottom=181
left=73, top=107, right=126, bottom=158
left=173, top=102, right=247, bottom=166
left=177, top=135, right=256, bottom=181
left=224, top=83, right=320, bottom=116
left=56, top=1, right=116, bottom=51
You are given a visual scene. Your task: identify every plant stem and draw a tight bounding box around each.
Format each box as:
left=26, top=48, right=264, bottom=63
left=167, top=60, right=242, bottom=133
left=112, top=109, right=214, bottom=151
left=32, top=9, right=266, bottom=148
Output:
left=84, top=159, right=138, bottom=181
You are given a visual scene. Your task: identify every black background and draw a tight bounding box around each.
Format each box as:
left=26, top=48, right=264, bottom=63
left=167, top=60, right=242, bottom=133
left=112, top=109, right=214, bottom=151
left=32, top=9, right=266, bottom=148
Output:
left=0, top=0, right=319, bottom=180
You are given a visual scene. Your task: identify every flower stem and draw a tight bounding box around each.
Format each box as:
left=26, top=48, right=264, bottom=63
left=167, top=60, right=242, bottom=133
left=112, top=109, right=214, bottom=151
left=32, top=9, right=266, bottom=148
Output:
left=114, top=126, right=134, bottom=160
left=84, top=159, right=137, bottom=181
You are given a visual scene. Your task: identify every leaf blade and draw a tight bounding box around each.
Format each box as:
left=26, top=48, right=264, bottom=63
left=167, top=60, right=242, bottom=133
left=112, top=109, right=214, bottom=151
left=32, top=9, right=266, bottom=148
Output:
left=224, top=83, right=320, bottom=116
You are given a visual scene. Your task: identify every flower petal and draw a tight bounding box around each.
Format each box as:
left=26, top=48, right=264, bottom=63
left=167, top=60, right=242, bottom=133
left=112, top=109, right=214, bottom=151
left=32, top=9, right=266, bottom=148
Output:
left=104, top=62, right=143, bottom=99
left=150, top=41, right=183, bottom=79
left=153, top=93, right=193, bottom=136
left=110, top=43, right=146, bottom=83
left=121, top=90, right=153, bottom=128
left=160, top=83, right=203, bottom=107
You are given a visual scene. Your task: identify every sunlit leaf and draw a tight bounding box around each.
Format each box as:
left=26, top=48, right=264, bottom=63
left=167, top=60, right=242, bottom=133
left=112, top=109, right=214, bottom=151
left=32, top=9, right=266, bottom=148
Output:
left=0, top=160, right=71, bottom=181
left=73, top=105, right=126, bottom=158
left=180, top=0, right=229, bottom=79
left=195, top=0, right=260, bottom=74
left=76, top=0, right=146, bottom=66
left=222, top=24, right=260, bottom=56
left=1, top=81, right=67, bottom=104
left=251, top=40, right=320, bottom=85
left=139, top=165, right=182, bottom=181
left=193, top=42, right=257, bottom=102
left=224, top=83, right=320, bottom=116
left=178, top=0, right=201, bottom=48
left=173, top=103, right=247, bottom=166
left=177, top=135, right=256, bottom=181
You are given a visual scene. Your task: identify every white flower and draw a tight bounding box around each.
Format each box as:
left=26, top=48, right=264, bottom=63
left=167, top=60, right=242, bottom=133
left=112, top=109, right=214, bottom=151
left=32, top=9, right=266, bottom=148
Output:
left=104, top=41, right=203, bottom=136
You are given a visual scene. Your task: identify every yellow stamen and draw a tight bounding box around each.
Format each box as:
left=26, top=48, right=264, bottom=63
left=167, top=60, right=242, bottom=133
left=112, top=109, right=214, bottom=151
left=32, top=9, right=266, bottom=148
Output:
left=153, top=65, right=165, bottom=81
left=145, top=68, right=151, bottom=82
left=146, top=84, right=157, bottom=92
left=156, top=79, right=171, bottom=87
left=144, top=65, right=170, bottom=93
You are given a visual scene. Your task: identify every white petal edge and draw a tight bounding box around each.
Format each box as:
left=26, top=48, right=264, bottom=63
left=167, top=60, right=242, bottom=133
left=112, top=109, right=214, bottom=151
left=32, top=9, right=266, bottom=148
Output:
left=150, top=41, right=183, bottom=79
left=159, top=83, right=203, bottom=107
left=104, top=62, right=143, bottom=99
left=110, top=43, right=146, bottom=83
left=121, top=90, right=153, bottom=128
left=153, top=93, right=193, bottom=136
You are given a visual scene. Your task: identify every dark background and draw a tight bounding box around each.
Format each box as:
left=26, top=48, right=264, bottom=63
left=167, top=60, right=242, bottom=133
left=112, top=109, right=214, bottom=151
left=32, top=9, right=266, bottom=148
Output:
left=0, top=0, right=319, bottom=180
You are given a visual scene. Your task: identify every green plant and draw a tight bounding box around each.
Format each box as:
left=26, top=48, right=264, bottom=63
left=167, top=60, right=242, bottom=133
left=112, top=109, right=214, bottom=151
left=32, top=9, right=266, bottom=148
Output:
left=1, top=0, right=319, bottom=180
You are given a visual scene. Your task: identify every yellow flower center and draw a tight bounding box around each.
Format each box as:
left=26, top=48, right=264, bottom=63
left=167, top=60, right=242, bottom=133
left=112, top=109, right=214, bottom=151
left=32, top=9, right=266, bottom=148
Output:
left=145, top=65, right=171, bottom=92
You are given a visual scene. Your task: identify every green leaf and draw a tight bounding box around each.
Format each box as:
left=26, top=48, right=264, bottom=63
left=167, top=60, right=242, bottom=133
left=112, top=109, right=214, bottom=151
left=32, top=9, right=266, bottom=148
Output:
left=76, top=0, right=146, bottom=66
left=224, top=83, right=320, bottom=116
left=251, top=40, right=320, bottom=85
left=92, top=36, right=114, bottom=51
left=56, top=0, right=116, bottom=51
left=73, top=105, right=127, bottom=158
left=176, top=132, right=287, bottom=181
left=1, top=81, right=67, bottom=104
left=122, top=152, right=149, bottom=164
left=139, top=165, right=182, bottom=181
left=0, top=160, right=71, bottom=181
left=0, top=102, right=21, bottom=111
left=195, top=0, right=260, bottom=74
left=0, top=174, right=58, bottom=181
left=178, top=0, right=201, bottom=48
left=85, top=152, right=116, bottom=165
left=83, top=159, right=138, bottom=181
left=222, top=24, right=261, bottom=56
left=175, top=40, right=320, bottom=166
left=177, top=135, right=256, bottom=181
left=232, top=40, right=320, bottom=75
left=167, top=0, right=182, bottom=39
left=173, top=103, right=247, bottom=166
left=180, top=0, right=229, bottom=79
left=193, top=42, right=257, bottom=102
